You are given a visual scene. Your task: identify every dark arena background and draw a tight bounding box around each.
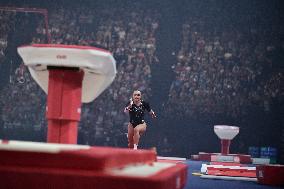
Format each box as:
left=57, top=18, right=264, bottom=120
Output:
left=0, top=0, right=283, bottom=188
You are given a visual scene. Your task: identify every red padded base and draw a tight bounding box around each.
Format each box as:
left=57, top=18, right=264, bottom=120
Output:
left=257, top=165, right=284, bottom=186
left=0, top=163, right=188, bottom=189
left=194, top=152, right=252, bottom=164
left=0, top=141, right=188, bottom=189
left=0, top=143, right=156, bottom=171
left=207, top=167, right=256, bottom=178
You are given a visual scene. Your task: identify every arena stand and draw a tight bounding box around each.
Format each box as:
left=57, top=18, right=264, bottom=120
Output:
left=166, top=9, right=283, bottom=122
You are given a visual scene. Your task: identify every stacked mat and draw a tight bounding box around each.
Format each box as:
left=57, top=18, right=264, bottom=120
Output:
left=0, top=140, right=188, bottom=189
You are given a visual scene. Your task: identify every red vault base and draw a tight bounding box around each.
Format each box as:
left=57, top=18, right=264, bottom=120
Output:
left=47, top=69, right=84, bottom=144
left=192, top=152, right=252, bottom=164
left=256, top=165, right=284, bottom=186
left=0, top=141, right=188, bottom=189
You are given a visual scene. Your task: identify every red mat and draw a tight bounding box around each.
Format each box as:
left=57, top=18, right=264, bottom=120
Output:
left=0, top=146, right=156, bottom=171
left=0, top=141, right=188, bottom=189
left=257, top=165, right=284, bottom=186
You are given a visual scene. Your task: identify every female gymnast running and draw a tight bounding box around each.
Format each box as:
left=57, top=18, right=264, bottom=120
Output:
left=124, top=90, right=156, bottom=150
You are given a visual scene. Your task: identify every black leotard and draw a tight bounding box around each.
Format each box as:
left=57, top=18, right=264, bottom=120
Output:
left=125, top=100, right=151, bottom=128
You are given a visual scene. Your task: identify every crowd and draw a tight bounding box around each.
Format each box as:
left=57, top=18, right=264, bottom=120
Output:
left=165, top=2, right=284, bottom=121
left=0, top=10, right=47, bottom=137
left=0, top=64, right=46, bottom=131
left=0, top=12, right=9, bottom=60
left=82, top=6, right=159, bottom=146
left=0, top=11, right=15, bottom=64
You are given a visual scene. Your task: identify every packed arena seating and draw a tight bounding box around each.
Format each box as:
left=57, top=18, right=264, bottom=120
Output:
left=0, top=11, right=16, bottom=87
left=0, top=12, right=14, bottom=63
left=165, top=1, right=284, bottom=121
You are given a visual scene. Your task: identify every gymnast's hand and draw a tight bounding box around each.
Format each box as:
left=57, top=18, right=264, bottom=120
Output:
left=150, top=110, right=157, bottom=118
left=125, top=98, right=133, bottom=112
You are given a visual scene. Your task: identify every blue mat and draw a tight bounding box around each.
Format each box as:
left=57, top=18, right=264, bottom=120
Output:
left=184, top=160, right=283, bottom=189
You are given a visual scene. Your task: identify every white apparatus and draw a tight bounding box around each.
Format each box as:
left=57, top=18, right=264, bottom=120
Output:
left=214, top=125, right=239, bottom=155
